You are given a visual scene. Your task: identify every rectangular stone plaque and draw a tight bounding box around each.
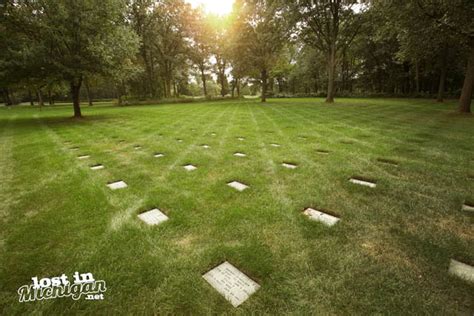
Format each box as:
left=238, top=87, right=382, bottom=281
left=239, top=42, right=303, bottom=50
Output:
left=234, top=153, right=246, bottom=157
left=107, top=180, right=128, bottom=190
left=303, top=208, right=340, bottom=226
left=154, top=153, right=164, bottom=158
left=461, top=203, right=474, bottom=212
left=270, top=143, right=280, bottom=147
left=78, top=155, right=90, bottom=159
left=448, top=259, right=474, bottom=283
left=203, top=261, right=260, bottom=307
left=282, top=163, right=297, bottom=169
left=184, top=164, right=197, bottom=171
left=227, top=181, right=249, bottom=192
left=90, top=164, right=104, bottom=170
left=138, top=208, right=169, bottom=226
left=349, top=178, right=376, bottom=188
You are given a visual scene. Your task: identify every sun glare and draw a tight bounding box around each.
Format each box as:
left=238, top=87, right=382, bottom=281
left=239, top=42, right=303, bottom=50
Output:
left=186, top=0, right=234, bottom=15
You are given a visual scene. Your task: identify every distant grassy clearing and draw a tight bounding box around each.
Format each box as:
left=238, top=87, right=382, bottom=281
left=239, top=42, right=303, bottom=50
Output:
left=0, top=98, right=472, bottom=314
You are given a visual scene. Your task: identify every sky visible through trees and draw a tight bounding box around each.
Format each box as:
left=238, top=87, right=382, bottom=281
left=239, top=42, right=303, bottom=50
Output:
left=0, top=0, right=473, bottom=116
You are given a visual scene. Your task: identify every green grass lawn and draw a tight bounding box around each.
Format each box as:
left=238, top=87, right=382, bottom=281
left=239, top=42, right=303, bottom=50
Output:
left=0, top=98, right=473, bottom=314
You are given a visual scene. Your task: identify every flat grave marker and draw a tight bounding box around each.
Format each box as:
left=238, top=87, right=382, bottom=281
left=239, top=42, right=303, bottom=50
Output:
left=90, top=164, right=104, bottom=170
left=154, top=153, right=165, bottom=158
left=138, top=208, right=169, bottom=226
left=316, top=149, right=329, bottom=155
left=234, top=152, right=246, bottom=157
left=448, top=259, right=474, bottom=283
left=201, top=144, right=210, bottom=149
left=77, top=155, right=90, bottom=160
left=270, top=143, right=280, bottom=147
left=107, top=180, right=128, bottom=190
left=238, top=137, right=245, bottom=141
left=349, top=177, right=376, bottom=188
left=227, top=181, right=249, bottom=192
left=282, top=162, right=297, bottom=169
left=202, top=261, right=260, bottom=307
left=183, top=164, right=197, bottom=171
left=461, top=203, right=474, bottom=213
left=303, top=208, right=340, bottom=226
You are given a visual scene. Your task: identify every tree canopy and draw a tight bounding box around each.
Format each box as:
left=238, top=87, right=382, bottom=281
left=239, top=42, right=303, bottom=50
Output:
left=1, top=0, right=472, bottom=114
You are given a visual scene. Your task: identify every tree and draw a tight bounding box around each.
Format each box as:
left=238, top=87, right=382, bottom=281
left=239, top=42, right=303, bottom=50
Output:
left=4, top=0, right=139, bottom=117
left=414, top=0, right=474, bottom=113
left=231, top=0, right=288, bottom=102
left=189, top=9, right=213, bottom=97
left=294, top=0, right=365, bottom=103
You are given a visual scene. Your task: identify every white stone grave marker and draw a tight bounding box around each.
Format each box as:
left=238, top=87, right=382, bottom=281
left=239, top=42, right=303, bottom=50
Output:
left=234, top=152, right=246, bottom=157
left=349, top=177, right=376, bottom=188
left=107, top=180, right=128, bottom=190
left=227, top=181, right=249, bottom=192
left=202, top=261, right=260, bottom=307
left=448, top=259, right=474, bottom=283
left=138, top=208, right=169, bottom=226
left=282, top=162, right=297, bottom=169
left=90, top=164, right=104, bottom=170
left=184, top=164, right=197, bottom=171
left=303, top=208, right=340, bottom=226
left=461, top=203, right=474, bottom=212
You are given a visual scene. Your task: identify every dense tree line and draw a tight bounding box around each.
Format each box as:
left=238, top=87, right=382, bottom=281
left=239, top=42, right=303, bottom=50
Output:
left=0, top=0, right=472, bottom=116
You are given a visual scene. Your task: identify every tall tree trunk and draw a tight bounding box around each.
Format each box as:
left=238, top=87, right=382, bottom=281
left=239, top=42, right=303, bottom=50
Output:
left=219, top=73, right=226, bottom=97
left=84, top=78, right=93, bottom=106
left=437, top=48, right=448, bottom=102
left=117, top=84, right=123, bottom=106
left=36, top=89, right=44, bottom=107
left=3, top=88, right=12, bottom=106
left=261, top=69, right=268, bottom=103
left=48, top=89, right=53, bottom=105
left=28, top=89, right=34, bottom=106
left=174, top=80, right=179, bottom=98
left=149, top=56, right=157, bottom=98
left=231, top=80, right=236, bottom=98
left=459, top=46, right=474, bottom=113
left=200, top=65, right=207, bottom=97
left=326, top=46, right=336, bottom=103
left=237, top=78, right=241, bottom=97
left=70, top=78, right=83, bottom=118
left=415, top=61, right=420, bottom=94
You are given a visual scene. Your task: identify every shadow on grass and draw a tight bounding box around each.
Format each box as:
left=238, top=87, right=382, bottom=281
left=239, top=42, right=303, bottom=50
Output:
left=0, top=114, right=113, bottom=129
